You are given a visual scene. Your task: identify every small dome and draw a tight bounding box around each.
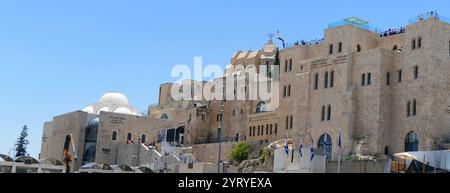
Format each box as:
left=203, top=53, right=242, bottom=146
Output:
left=113, top=107, right=132, bottom=115
left=97, top=107, right=110, bottom=114
left=82, top=106, right=95, bottom=114
left=262, top=41, right=277, bottom=53
left=99, top=92, right=130, bottom=106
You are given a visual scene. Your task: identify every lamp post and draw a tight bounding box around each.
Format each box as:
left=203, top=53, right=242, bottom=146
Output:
left=217, top=101, right=224, bottom=173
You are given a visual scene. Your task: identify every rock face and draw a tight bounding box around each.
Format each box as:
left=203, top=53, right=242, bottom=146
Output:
left=238, top=159, right=262, bottom=173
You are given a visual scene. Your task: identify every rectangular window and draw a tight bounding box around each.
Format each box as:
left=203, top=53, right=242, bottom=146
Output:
left=283, top=86, right=286, bottom=97
left=289, top=59, right=293, bottom=71
left=266, top=125, right=269, bottom=135
left=398, top=70, right=402, bottom=82
left=338, top=42, right=342, bottom=53
left=290, top=115, right=293, bottom=129
left=249, top=127, right=252, bottom=137
left=288, top=85, right=291, bottom=96
left=413, top=99, right=417, bottom=116
left=324, top=71, right=329, bottom=88
left=330, top=71, right=334, bottom=88
left=414, top=66, right=419, bottom=79
left=407, top=101, right=411, bottom=117
left=285, top=60, right=288, bottom=72
left=367, top=73, right=372, bottom=85
left=252, top=127, right=256, bottom=136
left=329, top=44, right=333, bottom=55
left=412, top=39, right=416, bottom=50
left=257, top=126, right=260, bottom=136
left=327, top=105, right=331, bottom=121
left=286, top=116, right=289, bottom=130
left=275, top=124, right=278, bottom=135
left=361, top=73, right=366, bottom=86
left=321, top=106, right=326, bottom=121
left=314, top=73, right=319, bottom=90
left=386, top=72, right=390, bottom=85
left=270, top=124, right=273, bottom=135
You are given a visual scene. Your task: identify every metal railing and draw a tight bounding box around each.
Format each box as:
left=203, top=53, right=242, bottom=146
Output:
left=328, top=20, right=380, bottom=33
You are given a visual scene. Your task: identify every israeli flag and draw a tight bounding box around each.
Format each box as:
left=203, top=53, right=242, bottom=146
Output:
left=310, top=140, right=314, bottom=162
left=299, top=143, right=303, bottom=158
left=284, top=138, right=289, bottom=155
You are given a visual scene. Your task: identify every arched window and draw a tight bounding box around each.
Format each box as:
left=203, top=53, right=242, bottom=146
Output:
left=393, top=45, right=398, bottom=50
left=127, top=133, right=132, bottom=141
left=418, top=37, right=422, bottom=48
left=357, top=44, right=361, bottom=52
left=112, top=131, right=117, bottom=141
left=412, top=39, right=416, bottom=50
left=141, top=135, right=146, bottom=143
left=318, top=133, right=332, bottom=161
left=405, top=131, right=419, bottom=152
left=256, top=102, right=267, bottom=113
left=82, top=117, right=99, bottom=164
left=161, top=113, right=168, bottom=120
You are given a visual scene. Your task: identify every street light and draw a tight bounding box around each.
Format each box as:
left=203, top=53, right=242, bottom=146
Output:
left=217, top=101, right=224, bottom=173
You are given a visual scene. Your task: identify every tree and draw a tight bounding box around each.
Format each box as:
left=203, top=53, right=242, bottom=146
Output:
left=230, top=142, right=251, bottom=163
left=273, top=48, right=280, bottom=66
left=15, top=125, right=29, bottom=158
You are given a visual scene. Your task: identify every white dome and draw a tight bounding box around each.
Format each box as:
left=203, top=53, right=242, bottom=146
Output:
left=97, top=107, right=110, bottom=113
left=82, top=106, right=95, bottom=114
left=99, top=92, right=130, bottom=106
left=113, top=107, right=133, bottom=115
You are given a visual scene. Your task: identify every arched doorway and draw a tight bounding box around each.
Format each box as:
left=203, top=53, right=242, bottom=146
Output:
left=82, top=117, right=99, bottom=165
left=405, top=131, right=419, bottom=152
left=318, top=133, right=332, bottom=161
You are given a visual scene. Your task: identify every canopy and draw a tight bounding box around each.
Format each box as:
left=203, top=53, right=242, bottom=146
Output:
left=0, top=154, right=14, bottom=162
left=394, top=152, right=417, bottom=160
left=80, top=162, right=112, bottom=170
left=111, top=164, right=133, bottom=172
left=15, top=156, right=39, bottom=164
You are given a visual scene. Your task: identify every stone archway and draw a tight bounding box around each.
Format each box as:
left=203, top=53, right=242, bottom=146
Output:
left=405, top=131, right=419, bottom=152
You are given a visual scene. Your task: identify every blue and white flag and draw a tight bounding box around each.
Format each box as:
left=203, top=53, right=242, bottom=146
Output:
left=298, top=142, right=303, bottom=157
left=310, top=140, right=314, bottom=162
left=284, top=138, right=289, bottom=155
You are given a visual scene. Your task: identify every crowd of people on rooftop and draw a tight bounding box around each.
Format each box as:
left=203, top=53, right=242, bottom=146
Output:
left=294, top=38, right=324, bottom=46
left=379, top=27, right=405, bottom=37
left=419, top=11, right=439, bottom=21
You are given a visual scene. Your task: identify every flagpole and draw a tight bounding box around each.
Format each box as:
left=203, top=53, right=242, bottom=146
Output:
left=337, top=128, right=342, bottom=173
left=338, top=151, right=341, bottom=173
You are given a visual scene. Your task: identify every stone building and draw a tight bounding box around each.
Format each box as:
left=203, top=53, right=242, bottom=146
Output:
left=40, top=14, right=450, bottom=171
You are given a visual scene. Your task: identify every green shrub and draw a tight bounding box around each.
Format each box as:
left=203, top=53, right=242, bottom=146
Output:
left=230, top=142, right=251, bottom=163
left=259, top=147, right=270, bottom=163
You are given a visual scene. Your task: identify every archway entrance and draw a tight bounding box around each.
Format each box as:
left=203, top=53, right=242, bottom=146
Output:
left=405, top=131, right=419, bottom=152
left=318, top=133, right=332, bottom=161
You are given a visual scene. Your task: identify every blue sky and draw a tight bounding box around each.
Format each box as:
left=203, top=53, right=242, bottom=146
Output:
left=0, top=0, right=448, bottom=158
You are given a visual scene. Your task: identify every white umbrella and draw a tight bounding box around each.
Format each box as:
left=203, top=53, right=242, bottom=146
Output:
left=394, top=152, right=417, bottom=160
